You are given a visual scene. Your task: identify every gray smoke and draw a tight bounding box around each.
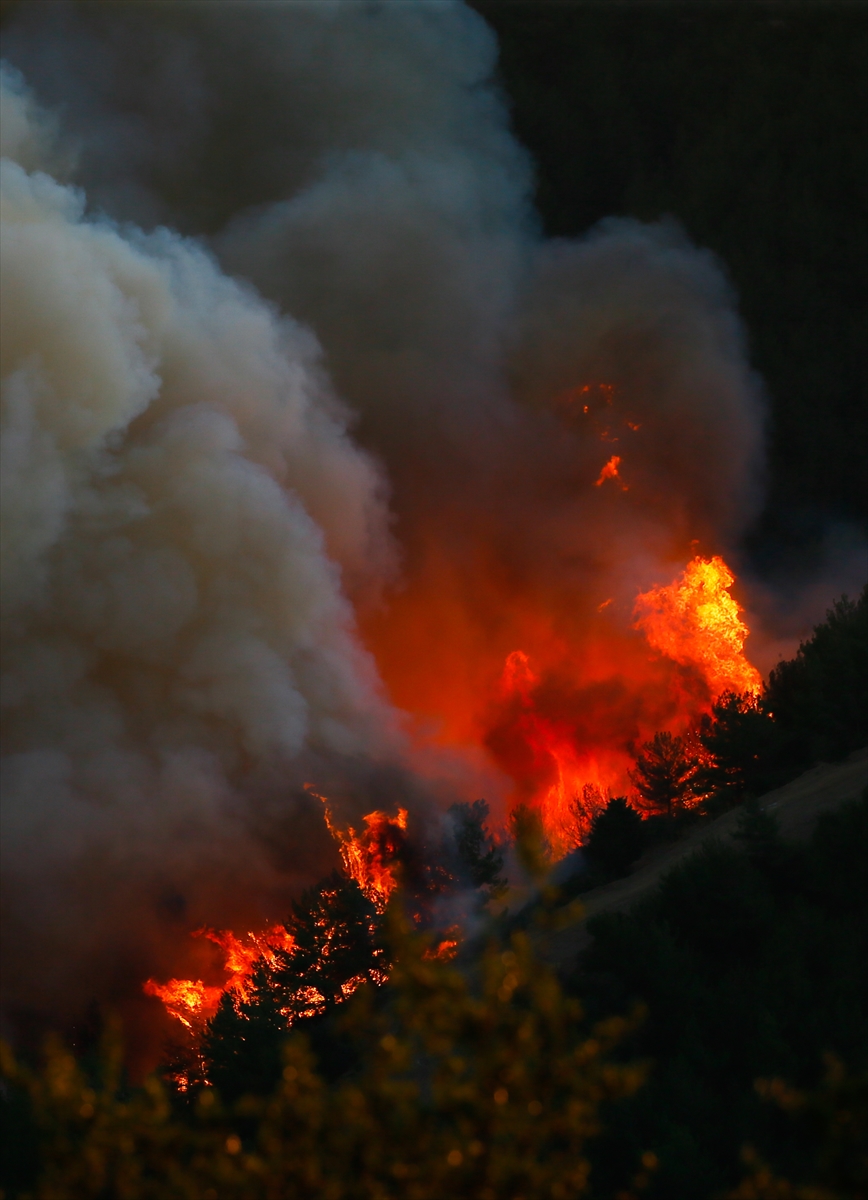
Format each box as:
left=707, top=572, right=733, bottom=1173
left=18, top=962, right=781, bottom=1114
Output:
left=1, top=1, right=776, bottom=1040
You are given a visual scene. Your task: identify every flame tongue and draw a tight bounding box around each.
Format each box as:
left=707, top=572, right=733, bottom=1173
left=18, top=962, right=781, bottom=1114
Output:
left=143, top=923, right=294, bottom=1031
left=144, top=799, right=407, bottom=1032
left=319, top=800, right=408, bottom=912
left=634, top=555, right=761, bottom=698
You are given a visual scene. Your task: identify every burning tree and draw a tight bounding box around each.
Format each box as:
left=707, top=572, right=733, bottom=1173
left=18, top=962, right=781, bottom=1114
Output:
left=146, top=798, right=509, bottom=1097
left=629, top=731, right=703, bottom=819
left=562, top=783, right=609, bottom=851
left=2, top=925, right=650, bottom=1200
left=202, top=872, right=386, bottom=1101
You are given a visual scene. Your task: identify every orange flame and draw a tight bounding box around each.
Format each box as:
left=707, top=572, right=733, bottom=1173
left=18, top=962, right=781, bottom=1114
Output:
left=141, top=977, right=223, bottom=1031
left=486, top=555, right=760, bottom=857
left=422, top=931, right=460, bottom=961
left=143, top=923, right=294, bottom=1031
left=634, top=555, right=761, bottom=698
left=318, top=797, right=408, bottom=912
left=594, top=454, right=628, bottom=489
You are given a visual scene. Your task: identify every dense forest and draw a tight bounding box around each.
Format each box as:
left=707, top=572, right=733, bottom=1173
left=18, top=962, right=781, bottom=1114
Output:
left=2, top=588, right=865, bottom=1198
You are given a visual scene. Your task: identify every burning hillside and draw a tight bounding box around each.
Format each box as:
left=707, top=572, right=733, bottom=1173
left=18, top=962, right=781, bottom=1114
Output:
left=1, top=1, right=781, bottom=1051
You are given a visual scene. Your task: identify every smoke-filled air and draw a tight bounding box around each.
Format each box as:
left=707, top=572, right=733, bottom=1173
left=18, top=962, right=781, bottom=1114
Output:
left=2, top=1, right=782, bottom=1049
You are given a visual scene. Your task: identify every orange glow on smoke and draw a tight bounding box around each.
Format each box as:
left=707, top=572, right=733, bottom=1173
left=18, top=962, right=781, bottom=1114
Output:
left=483, top=555, right=760, bottom=854
left=634, top=555, right=761, bottom=698
left=494, top=651, right=618, bottom=855
left=143, top=924, right=294, bottom=1031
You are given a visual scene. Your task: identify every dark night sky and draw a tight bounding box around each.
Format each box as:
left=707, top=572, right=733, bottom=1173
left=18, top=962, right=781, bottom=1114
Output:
left=471, top=0, right=867, bottom=582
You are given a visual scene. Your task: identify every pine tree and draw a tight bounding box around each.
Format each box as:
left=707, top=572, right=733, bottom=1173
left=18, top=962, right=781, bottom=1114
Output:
left=271, top=872, right=386, bottom=1019
left=698, top=690, right=784, bottom=800
left=765, top=585, right=868, bottom=764
left=200, top=873, right=385, bottom=1100
left=584, top=797, right=647, bottom=875
left=448, top=799, right=506, bottom=896
left=629, top=731, right=699, bottom=818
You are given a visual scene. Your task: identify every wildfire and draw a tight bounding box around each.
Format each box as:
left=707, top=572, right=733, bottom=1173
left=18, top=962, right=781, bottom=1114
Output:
left=145, top=798, right=409, bottom=1032
left=489, top=554, right=760, bottom=857
left=143, top=924, right=294, bottom=1031
left=496, top=651, right=614, bottom=855
left=634, top=555, right=761, bottom=698
left=317, top=796, right=408, bottom=912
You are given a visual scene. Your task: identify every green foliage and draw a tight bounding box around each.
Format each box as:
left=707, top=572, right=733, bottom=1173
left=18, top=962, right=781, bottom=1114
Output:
left=572, top=794, right=868, bottom=1199
left=629, top=732, right=701, bottom=819
left=584, top=798, right=647, bottom=878
left=1, top=924, right=647, bottom=1200
left=448, top=799, right=507, bottom=898
left=765, top=587, right=868, bottom=766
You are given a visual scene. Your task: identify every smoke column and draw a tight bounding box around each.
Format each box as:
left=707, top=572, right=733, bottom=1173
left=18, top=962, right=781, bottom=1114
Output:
left=1, top=2, right=772, bottom=1041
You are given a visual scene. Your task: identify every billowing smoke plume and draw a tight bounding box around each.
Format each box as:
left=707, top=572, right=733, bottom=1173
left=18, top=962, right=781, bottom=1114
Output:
left=0, top=56, right=404, bottom=1033
left=1, top=1, right=770, bottom=1039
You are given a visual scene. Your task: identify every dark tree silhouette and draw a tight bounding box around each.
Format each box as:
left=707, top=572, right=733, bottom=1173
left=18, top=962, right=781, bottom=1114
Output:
left=449, top=799, right=506, bottom=896
left=629, top=731, right=699, bottom=818
left=765, top=586, right=868, bottom=765
left=584, top=797, right=647, bottom=876
left=698, top=690, right=786, bottom=800
left=201, top=872, right=385, bottom=1100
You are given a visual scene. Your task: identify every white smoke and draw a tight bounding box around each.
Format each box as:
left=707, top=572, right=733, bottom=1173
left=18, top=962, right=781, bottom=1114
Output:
left=0, top=61, right=400, bottom=1026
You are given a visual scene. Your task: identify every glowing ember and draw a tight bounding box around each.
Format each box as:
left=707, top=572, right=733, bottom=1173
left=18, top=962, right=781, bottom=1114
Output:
left=143, top=923, right=294, bottom=1031
left=634, top=555, right=761, bottom=699
left=594, top=454, right=628, bottom=489
left=423, top=932, right=461, bottom=961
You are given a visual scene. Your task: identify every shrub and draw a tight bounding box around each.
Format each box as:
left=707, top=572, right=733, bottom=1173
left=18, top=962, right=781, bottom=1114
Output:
left=584, top=797, right=647, bottom=877
left=1, top=919, right=648, bottom=1200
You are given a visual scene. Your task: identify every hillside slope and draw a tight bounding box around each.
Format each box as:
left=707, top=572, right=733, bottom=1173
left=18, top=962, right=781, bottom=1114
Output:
left=536, top=747, right=868, bottom=968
